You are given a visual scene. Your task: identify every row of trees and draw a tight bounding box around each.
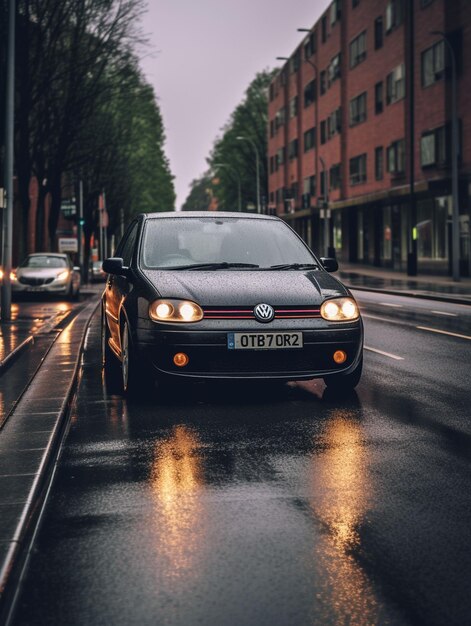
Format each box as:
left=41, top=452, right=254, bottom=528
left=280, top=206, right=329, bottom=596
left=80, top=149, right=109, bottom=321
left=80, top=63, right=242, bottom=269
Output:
left=0, top=0, right=175, bottom=263
left=182, top=69, right=276, bottom=212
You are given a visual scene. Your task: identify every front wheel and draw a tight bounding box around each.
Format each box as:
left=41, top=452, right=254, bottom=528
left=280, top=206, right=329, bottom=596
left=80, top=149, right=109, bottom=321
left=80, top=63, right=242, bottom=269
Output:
left=102, top=306, right=121, bottom=392
left=121, top=321, right=153, bottom=399
left=323, top=355, right=363, bottom=393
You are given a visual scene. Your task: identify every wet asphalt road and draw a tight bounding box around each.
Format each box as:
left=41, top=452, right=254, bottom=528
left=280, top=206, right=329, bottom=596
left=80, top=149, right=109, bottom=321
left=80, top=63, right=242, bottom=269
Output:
left=10, top=292, right=471, bottom=626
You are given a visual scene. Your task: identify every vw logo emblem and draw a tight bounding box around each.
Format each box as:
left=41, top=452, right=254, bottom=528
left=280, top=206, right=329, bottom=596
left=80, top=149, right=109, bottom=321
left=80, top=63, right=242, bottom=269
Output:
left=254, top=303, right=275, bottom=323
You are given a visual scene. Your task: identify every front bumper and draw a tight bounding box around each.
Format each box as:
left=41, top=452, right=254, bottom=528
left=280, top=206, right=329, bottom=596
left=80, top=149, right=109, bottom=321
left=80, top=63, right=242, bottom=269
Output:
left=134, top=319, right=363, bottom=380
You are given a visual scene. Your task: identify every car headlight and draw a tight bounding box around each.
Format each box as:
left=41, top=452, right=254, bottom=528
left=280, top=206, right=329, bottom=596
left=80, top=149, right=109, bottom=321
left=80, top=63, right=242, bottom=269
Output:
left=320, top=297, right=359, bottom=321
left=56, top=270, right=70, bottom=281
left=10, top=271, right=17, bottom=281
left=149, top=299, right=204, bottom=323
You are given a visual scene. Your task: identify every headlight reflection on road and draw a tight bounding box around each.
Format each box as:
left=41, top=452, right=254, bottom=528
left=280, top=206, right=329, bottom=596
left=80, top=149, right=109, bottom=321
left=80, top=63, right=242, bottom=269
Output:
left=309, top=410, right=379, bottom=624
left=150, top=426, right=206, bottom=583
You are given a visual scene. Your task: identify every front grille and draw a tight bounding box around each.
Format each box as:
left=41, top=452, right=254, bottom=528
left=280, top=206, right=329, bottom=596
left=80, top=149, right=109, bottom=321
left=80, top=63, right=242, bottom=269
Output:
left=19, top=277, right=53, bottom=286
left=202, top=305, right=321, bottom=320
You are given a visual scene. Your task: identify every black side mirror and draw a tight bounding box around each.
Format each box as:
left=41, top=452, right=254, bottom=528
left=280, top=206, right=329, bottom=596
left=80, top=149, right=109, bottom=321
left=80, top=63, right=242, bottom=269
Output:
left=102, top=257, right=129, bottom=277
left=320, top=257, right=339, bottom=273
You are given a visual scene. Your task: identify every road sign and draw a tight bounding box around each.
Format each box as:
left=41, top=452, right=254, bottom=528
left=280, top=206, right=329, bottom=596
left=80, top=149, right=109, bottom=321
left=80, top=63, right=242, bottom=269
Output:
left=61, top=198, right=76, bottom=218
left=58, top=237, right=78, bottom=253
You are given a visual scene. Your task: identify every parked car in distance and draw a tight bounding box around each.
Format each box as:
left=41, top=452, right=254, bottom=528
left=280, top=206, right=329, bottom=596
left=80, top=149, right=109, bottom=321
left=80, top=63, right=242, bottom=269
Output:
left=11, top=253, right=81, bottom=299
left=91, top=261, right=106, bottom=282
left=102, top=211, right=363, bottom=397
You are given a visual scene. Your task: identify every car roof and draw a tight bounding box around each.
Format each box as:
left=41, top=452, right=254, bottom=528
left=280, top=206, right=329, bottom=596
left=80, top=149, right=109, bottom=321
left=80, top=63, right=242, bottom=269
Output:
left=27, top=252, right=68, bottom=257
left=140, top=211, right=280, bottom=221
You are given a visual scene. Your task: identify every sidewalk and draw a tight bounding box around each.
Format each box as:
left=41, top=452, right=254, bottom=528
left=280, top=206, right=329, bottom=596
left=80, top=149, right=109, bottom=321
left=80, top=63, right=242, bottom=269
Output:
left=338, top=262, right=471, bottom=305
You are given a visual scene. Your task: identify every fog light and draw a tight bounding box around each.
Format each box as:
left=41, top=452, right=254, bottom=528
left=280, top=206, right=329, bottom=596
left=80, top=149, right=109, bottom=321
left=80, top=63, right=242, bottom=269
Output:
left=333, top=350, right=347, bottom=364
left=173, top=352, right=189, bottom=367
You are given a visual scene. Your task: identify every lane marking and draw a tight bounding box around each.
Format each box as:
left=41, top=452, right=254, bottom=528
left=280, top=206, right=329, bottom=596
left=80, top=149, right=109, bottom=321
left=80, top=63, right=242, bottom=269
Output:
left=416, top=326, right=471, bottom=341
left=379, top=302, right=403, bottom=308
left=362, top=313, right=405, bottom=326
left=364, top=346, right=404, bottom=360
left=430, top=310, right=457, bottom=317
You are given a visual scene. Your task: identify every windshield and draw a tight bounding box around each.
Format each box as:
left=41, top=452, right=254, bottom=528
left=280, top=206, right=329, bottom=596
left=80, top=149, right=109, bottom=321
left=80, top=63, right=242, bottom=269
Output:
left=21, top=255, right=68, bottom=269
left=141, top=217, right=317, bottom=269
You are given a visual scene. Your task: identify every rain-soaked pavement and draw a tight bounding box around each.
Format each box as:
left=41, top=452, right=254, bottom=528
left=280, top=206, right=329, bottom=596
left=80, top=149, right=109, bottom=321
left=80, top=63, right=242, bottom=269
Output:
left=9, top=293, right=471, bottom=626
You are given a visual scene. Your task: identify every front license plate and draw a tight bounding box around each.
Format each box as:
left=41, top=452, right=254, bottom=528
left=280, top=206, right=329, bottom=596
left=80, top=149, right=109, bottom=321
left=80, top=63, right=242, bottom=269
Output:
left=227, top=332, right=303, bottom=350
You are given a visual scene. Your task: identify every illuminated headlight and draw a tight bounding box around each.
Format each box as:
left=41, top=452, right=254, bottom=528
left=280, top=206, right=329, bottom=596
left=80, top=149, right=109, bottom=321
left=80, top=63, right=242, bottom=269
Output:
left=0, top=269, right=3, bottom=280
left=149, top=299, right=204, bottom=323
left=321, top=297, right=359, bottom=321
left=10, top=271, right=17, bottom=281
left=56, top=270, right=70, bottom=281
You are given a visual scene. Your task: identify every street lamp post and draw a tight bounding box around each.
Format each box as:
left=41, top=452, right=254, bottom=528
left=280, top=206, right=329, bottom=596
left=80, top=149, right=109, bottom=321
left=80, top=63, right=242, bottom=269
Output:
left=236, top=136, right=261, bottom=213
left=214, top=163, right=242, bottom=212
left=432, top=31, right=460, bottom=281
left=1, top=0, right=15, bottom=321
left=319, top=156, right=330, bottom=257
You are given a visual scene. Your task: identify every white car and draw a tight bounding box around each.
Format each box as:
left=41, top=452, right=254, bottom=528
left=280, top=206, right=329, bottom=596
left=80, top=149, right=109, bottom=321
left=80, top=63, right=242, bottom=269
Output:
left=11, top=253, right=81, bottom=299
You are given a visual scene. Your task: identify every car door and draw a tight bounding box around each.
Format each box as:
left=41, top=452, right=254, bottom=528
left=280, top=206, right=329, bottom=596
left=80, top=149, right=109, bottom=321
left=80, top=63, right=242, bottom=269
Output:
left=105, top=221, right=139, bottom=350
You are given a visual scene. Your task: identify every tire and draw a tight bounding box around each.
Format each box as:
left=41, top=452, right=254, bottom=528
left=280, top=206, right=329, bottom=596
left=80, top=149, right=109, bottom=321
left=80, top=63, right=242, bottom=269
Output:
left=323, top=355, right=363, bottom=393
left=102, top=305, right=122, bottom=393
left=121, top=320, right=153, bottom=399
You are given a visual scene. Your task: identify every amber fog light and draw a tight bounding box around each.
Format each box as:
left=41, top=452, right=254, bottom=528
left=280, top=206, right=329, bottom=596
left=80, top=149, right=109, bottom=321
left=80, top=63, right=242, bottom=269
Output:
left=173, top=352, right=189, bottom=367
left=333, top=350, right=347, bottom=364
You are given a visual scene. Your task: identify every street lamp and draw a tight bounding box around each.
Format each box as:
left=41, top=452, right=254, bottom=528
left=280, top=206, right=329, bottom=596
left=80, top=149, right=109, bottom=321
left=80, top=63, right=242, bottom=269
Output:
left=214, top=162, right=242, bottom=212
left=319, top=156, right=330, bottom=257
left=236, top=136, right=261, bottom=213
left=431, top=31, right=460, bottom=281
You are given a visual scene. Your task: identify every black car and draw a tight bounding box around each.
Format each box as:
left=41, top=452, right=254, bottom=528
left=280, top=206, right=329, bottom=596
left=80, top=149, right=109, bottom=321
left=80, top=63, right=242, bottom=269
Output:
left=102, top=212, right=363, bottom=396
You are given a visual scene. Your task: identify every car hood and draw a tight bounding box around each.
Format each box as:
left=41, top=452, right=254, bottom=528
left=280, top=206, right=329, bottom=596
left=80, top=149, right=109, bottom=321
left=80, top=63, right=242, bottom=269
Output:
left=17, top=267, right=67, bottom=279
left=141, top=268, right=349, bottom=305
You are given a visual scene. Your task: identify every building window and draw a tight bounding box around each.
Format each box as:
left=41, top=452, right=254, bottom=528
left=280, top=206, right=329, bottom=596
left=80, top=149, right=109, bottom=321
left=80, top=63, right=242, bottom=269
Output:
left=420, top=125, right=452, bottom=167
left=327, top=107, right=342, bottom=138
left=320, top=171, right=327, bottom=197
left=290, top=50, right=301, bottom=73
left=275, top=107, right=285, bottom=129
left=385, top=0, right=403, bottom=34
left=352, top=0, right=360, bottom=7
left=304, top=127, right=316, bottom=152
left=387, top=139, right=405, bottom=174
left=320, top=70, right=327, bottom=95
left=374, top=17, right=384, bottom=49
left=304, top=80, right=316, bottom=107
left=375, top=147, right=384, bottom=180
left=270, top=156, right=275, bottom=174
left=375, top=82, right=383, bottom=114
left=330, top=0, right=341, bottom=26
left=321, top=15, right=327, bottom=43
left=350, top=154, right=367, bottom=185
left=421, top=41, right=445, bottom=87
left=350, top=31, right=367, bottom=68
left=288, top=139, right=299, bottom=160
left=270, top=120, right=275, bottom=138
left=276, top=146, right=286, bottom=167
left=349, top=92, right=367, bottom=126
left=304, top=32, right=317, bottom=58
left=328, top=54, right=341, bottom=86
left=386, top=64, right=405, bottom=104
left=330, top=164, right=342, bottom=190
left=320, top=120, right=327, bottom=144
left=289, top=96, right=299, bottom=118
left=269, top=84, right=275, bottom=102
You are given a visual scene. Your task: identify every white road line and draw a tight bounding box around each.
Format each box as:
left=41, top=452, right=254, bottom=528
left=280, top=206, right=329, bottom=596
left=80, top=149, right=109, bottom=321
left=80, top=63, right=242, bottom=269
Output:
left=416, top=326, right=471, bottom=340
left=362, top=313, right=405, bottom=326
left=379, top=302, right=403, bottom=308
left=364, top=346, right=404, bottom=360
left=430, top=310, right=457, bottom=317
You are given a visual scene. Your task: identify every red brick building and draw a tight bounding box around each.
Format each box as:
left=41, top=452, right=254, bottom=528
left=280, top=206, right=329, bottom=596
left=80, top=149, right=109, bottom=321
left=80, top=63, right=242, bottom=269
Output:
left=268, top=0, right=471, bottom=276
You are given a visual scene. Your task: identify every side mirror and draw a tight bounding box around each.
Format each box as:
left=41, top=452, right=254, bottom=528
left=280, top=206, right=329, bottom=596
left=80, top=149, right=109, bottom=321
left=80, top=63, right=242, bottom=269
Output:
left=102, top=257, right=129, bottom=277
left=320, top=257, right=339, bottom=273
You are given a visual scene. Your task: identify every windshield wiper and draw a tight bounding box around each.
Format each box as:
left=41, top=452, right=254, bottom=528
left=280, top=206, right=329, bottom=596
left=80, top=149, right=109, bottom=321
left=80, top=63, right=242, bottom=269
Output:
left=269, top=263, right=318, bottom=270
left=174, top=262, right=260, bottom=270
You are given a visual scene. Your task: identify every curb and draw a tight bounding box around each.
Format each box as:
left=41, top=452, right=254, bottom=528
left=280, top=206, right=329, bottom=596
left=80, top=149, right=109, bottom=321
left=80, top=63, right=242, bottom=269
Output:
left=0, top=336, right=34, bottom=373
left=0, top=297, right=101, bottom=622
left=343, top=284, right=471, bottom=307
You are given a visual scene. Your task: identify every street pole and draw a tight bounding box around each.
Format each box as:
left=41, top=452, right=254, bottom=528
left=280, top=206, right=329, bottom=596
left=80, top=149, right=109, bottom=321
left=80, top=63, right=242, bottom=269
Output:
left=236, top=136, right=261, bottom=213
left=319, top=156, right=330, bottom=257
left=78, top=179, right=84, bottom=278
left=1, top=0, right=15, bottom=321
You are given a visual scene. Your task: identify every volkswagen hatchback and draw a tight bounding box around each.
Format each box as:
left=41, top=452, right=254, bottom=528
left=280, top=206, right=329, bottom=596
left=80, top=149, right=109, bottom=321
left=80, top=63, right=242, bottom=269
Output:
left=102, top=212, right=363, bottom=396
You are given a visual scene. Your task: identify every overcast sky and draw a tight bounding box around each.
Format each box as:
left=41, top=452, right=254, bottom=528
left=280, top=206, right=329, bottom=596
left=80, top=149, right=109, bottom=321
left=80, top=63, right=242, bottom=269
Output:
left=140, top=0, right=329, bottom=209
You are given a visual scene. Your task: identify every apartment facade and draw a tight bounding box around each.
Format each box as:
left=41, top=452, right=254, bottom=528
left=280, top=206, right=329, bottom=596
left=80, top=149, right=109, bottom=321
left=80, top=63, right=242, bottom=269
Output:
left=268, top=0, right=471, bottom=276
